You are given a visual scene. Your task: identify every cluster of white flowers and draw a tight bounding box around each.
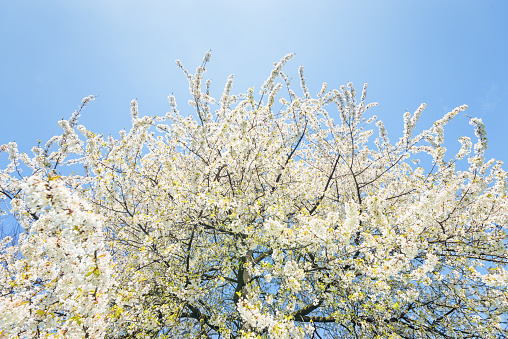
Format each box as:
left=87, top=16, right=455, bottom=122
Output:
left=237, top=298, right=305, bottom=339
left=0, top=176, right=114, bottom=338
left=470, top=117, right=488, bottom=155
left=237, top=298, right=274, bottom=331
left=456, top=135, right=472, bottom=159
left=261, top=53, right=295, bottom=93
left=264, top=218, right=284, bottom=237
left=409, top=253, right=439, bottom=282
left=283, top=260, right=305, bottom=293
left=6, top=141, right=18, bottom=161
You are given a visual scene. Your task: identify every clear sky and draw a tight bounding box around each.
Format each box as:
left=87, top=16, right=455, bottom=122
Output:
left=0, top=0, right=507, bottom=164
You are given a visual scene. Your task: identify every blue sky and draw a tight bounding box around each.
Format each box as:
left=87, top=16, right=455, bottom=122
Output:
left=0, top=0, right=507, bottom=164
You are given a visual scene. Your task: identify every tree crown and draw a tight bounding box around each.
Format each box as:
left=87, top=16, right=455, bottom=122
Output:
left=1, top=53, right=507, bottom=339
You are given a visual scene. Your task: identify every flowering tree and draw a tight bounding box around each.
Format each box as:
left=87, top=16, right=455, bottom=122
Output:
left=1, top=53, right=508, bottom=339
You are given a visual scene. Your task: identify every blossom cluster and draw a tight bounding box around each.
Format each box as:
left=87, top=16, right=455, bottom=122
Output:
left=0, top=176, right=114, bottom=338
